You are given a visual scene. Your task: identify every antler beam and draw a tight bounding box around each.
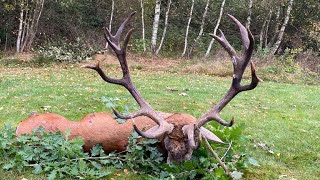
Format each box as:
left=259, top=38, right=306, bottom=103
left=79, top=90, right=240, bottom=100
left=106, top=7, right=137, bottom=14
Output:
left=197, top=14, right=261, bottom=128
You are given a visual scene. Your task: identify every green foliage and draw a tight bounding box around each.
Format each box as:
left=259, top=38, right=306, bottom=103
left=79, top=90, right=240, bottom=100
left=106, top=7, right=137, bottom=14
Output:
left=101, top=96, right=135, bottom=123
left=0, top=125, right=111, bottom=179
left=256, top=47, right=272, bottom=58
left=0, top=119, right=253, bottom=179
left=280, top=48, right=303, bottom=73
left=125, top=131, right=164, bottom=174
left=34, top=38, right=96, bottom=63
left=131, top=38, right=148, bottom=53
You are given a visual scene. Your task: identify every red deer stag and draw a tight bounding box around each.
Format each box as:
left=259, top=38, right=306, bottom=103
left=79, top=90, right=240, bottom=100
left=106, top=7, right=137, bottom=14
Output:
left=16, top=12, right=260, bottom=163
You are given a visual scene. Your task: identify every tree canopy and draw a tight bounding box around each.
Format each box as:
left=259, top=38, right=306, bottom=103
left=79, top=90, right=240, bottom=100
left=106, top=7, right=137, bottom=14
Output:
left=0, top=0, right=319, bottom=56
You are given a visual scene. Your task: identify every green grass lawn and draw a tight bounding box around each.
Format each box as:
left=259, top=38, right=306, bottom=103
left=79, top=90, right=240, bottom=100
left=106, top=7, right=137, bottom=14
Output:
left=0, top=64, right=319, bottom=179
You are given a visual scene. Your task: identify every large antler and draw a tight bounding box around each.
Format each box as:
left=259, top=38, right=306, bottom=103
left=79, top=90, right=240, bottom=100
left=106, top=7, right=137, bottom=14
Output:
left=196, top=14, right=261, bottom=128
left=82, top=12, right=174, bottom=138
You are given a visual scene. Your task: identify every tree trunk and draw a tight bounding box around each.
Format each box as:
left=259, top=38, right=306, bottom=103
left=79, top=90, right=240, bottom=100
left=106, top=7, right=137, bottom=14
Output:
left=204, top=0, right=226, bottom=58
left=272, top=0, right=294, bottom=54
left=22, top=0, right=45, bottom=52
left=268, top=6, right=281, bottom=48
left=181, top=0, right=195, bottom=57
left=156, top=0, right=172, bottom=55
left=259, top=18, right=267, bottom=49
left=246, top=0, right=253, bottom=28
left=151, top=0, right=161, bottom=54
left=21, top=0, right=30, bottom=51
left=264, top=9, right=273, bottom=48
left=5, top=33, right=8, bottom=51
left=140, top=0, right=146, bottom=52
left=16, top=0, right=25, bottom=53
left=105, top=0, right=114, bottom=50
left=188, top=0, right=210, bottom=58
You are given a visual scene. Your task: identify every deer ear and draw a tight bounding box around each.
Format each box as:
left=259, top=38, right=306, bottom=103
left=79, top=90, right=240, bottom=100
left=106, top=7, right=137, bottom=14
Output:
left=199, top=127, right=224, bottom=144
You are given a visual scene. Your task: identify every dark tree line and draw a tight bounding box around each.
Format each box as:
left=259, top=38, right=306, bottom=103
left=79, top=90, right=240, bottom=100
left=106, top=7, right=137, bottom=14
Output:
left=0, top=0, right=319, bottom=57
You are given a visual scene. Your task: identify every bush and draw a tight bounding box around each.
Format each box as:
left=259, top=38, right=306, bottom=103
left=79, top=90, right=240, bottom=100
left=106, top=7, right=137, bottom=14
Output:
left=34, top=38, right=96, bottom=63
left=0, top=125, right=111, bottom=179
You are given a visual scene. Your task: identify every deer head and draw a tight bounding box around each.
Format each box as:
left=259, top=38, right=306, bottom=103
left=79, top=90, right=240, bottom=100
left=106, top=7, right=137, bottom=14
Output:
left=83, top=12, right=260, bottom=163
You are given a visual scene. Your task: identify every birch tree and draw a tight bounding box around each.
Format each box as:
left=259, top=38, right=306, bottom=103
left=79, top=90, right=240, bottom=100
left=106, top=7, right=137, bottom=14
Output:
left=264, top=9, right=273, bottom=47
left=181, top=0, right=194, bottom=57
left=156, top=0, right=172, bottom=55
left=188, top=0, right=210, bottom=58
left=259, top=9, right=272, bottom=49
left=272, top=0, right=294, bottom=54
left=151, top=0, right=161, bottom=54
left=105, top=0, right=114, bottom=50
left=140, top=0, right=146, bottom=52
left=246, top=0, right=253, bottom=28
left=21, top=0, right=45, bottom=52
left=16, top=0, right=45, bottom=53
left=268, top=6, right=281, bottom=48
left=16, top=0, right=25, bottom=53
left=204, top=0, right=226, bottom=58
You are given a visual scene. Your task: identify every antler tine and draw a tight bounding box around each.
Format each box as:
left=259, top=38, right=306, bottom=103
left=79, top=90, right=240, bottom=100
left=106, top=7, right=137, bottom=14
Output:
left=114, top=12, right=136, bottom=45
left=83, top=12, right=174, bottom=139
left=209, top=30, right=237, bottom=59
left=227, top=14, right=250, bottom=50
left=196, top=15, right=260, bottom=128
left=81, top=61, right=123, bottom=85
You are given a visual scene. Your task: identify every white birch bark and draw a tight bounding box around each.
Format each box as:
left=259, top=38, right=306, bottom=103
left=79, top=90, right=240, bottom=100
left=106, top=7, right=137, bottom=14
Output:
left=16, top=0, right=25, bottom=53
left=22, top=0, right=45, bottom=52
left=181, top=0, right=195, bottom=57
left=156, top=0, right=172, bottom=55
left=246, top=0, right=253, bottom=28
left=20, top=0, right=29, bottom=50
left=140, top=0, right=146, bottom=52
left=188, top=0, right=210, bottom=57
left=105, top=0, right=114, bottom=50
left=204, top=0, right=226, bottom=58
left=272, top=0, right=294, bottom=54
left=151, top=0, right=161, bottom=53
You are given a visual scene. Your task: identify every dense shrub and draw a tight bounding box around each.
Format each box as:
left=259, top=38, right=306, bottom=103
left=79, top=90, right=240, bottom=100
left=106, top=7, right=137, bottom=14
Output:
left=34, top=38, right=96, bottom=63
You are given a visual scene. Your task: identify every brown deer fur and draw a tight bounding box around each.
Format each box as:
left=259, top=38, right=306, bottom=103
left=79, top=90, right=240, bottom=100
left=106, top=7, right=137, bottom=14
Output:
left=16, top=112, right=196, bottom=153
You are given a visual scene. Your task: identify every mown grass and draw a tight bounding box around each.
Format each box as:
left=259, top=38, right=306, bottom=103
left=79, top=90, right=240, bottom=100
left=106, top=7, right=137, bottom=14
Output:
left=0, top=62, right=319, bottom=179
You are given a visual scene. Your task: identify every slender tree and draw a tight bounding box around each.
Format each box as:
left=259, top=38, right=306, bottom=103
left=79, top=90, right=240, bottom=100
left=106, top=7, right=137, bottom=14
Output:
left=268, top=5, right=281, bottom=48
left=151, top=0, right=161, bottom=53
left=188, top=0, right=210, bottom=58
left=140, top=0, right=146, bottom=52
left=246, top=0, right=253, bottom=28
left=181, top=0, right=195, bottom=57
left=16, top=0, right=25, bottom=53
left=21, top=0, right=45, bottom=52
left=272, top=0, right=294, bottom=54
left=105, top=0, right=115, bottom=50
left=264, top=9, right=273, bottom=48
left=16, top=0, right=45, bottom=53
left=156, top=0, right=172, bottom=55
left=204, top=0, right=226, bottom=58
left=259, top=17, right=267, bottom=49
